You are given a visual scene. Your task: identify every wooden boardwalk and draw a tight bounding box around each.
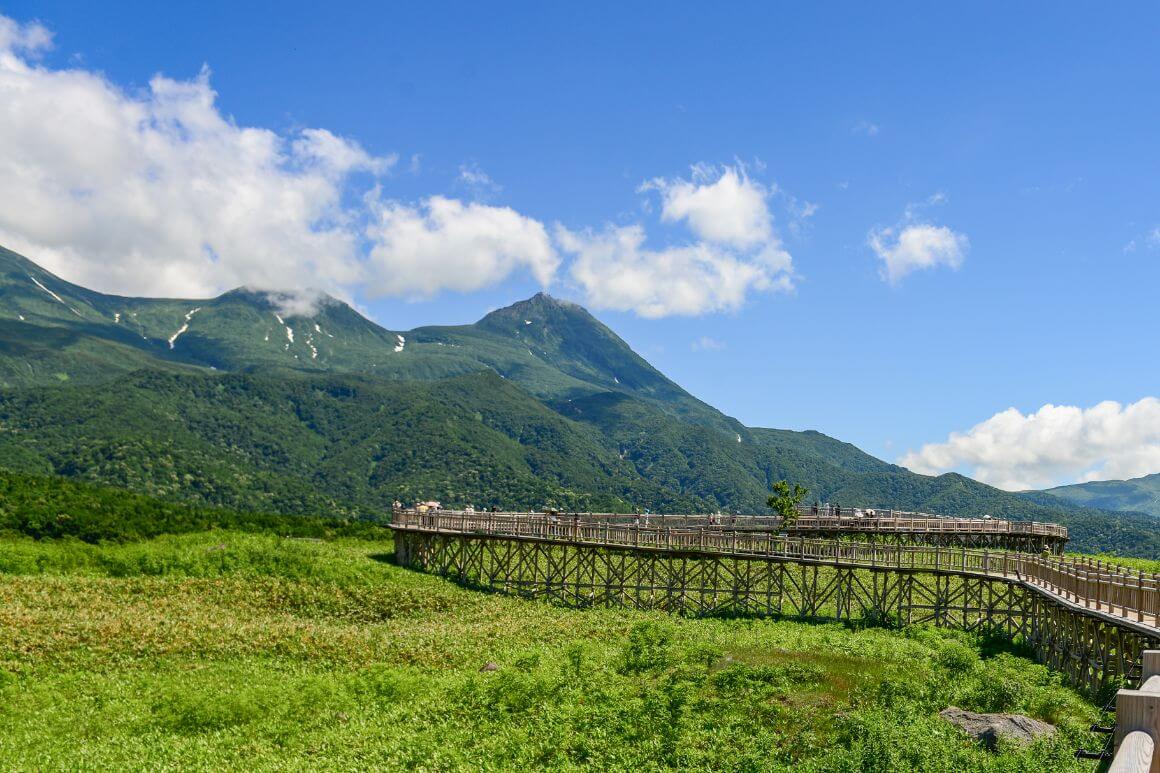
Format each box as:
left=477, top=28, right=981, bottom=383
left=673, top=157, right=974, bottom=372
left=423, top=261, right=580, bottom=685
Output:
left=392, top=509, right=1160, bottom=697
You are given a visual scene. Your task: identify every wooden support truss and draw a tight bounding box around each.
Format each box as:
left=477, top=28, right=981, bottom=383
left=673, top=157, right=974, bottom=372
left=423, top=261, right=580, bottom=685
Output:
left=395, top=531, right=1159, bottom=696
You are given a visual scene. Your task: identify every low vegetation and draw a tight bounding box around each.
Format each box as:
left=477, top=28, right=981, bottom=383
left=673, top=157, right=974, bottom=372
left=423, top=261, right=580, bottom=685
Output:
left=0, top=504, right=1110, bottom=770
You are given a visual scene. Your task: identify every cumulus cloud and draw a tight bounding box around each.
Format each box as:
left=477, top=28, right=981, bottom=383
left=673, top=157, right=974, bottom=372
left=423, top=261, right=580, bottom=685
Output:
left=869, top=224, right=968, bottom=284
left=558, top=223, right=790, bottom=318
left=0, top=15, right=807, bottom=317
left=0, top=14, right=559, bottom=309
left=561, top=165, right=794, bottom=317
left=643, top=165, right=773, bottom=248
left=365, top=194, right=557, bottom=297
left=898, top=398, right=1160, bottom=490
left=0, top=34, right=387, bottom=301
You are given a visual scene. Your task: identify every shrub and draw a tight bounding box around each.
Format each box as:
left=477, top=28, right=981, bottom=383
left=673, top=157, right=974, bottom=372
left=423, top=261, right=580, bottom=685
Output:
left=619, top=620, right=673, bottom=674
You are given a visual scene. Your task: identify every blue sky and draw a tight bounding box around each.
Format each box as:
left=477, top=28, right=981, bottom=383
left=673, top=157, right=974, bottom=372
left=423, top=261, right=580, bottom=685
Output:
left=3, top=2, right=1160, bottom=489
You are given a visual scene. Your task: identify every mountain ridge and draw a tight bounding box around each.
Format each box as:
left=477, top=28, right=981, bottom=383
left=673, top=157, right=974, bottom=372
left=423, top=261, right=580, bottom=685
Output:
left=2, top=244, right=1158, bottom=556
left=0, top=245, right=741, bottom=430
left=1040, top=472, right=1160, bottom=518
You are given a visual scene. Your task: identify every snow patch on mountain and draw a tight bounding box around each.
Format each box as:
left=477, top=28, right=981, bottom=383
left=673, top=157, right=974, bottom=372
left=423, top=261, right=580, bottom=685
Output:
left=394, top=334, right=405, bottom=353
left=168, top=306, right=201, bottom=348
left=29, top=275, right=82, bottom=316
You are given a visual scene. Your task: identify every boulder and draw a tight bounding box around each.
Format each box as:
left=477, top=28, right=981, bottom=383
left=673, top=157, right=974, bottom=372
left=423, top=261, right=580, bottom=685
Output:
left=940, top=707, right=1055, bottom=749
left=479, top=661, right=500, bottom=672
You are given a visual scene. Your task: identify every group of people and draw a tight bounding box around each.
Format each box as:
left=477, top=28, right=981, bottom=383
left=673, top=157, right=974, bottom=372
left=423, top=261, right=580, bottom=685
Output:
left=808, top=503, right=877, bottom=519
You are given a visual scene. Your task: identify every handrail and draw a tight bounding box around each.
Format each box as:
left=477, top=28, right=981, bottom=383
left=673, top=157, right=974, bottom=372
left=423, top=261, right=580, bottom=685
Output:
left=391, top=510, right=1159, bottom=628
left=400, top=507, right=1067, bottom=539
left=1112, top=651, right=1160, bottom=772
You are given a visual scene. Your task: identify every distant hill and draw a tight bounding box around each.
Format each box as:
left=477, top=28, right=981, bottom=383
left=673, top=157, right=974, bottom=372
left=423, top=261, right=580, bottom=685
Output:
left=2, top=243, right=1159, bottom=556
left=1040, top=473, right=1160, bottom=518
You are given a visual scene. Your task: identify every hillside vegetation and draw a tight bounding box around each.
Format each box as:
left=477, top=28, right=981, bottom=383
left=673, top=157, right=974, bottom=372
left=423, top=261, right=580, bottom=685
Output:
left=0, top=469, right=380, bottom=543
left=1042, top=473, right=1160, bottom=518
left=2, top=370, right=1157, bottom=556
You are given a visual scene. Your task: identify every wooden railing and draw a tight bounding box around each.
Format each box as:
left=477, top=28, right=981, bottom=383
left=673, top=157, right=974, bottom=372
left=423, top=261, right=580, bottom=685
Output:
left=1113, top=650, right=1160, bottom=772
left=392, top=510, right=1159, bottom=628
left=552, top=507, right=1068, bottom=539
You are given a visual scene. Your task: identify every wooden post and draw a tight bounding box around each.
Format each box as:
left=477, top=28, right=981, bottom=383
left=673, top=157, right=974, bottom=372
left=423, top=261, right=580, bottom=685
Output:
left=1114, top=693, right=1160, bottom=771
left=1110, top=731, right=1156, bottom=773
left=1112, top=652, right=1160, bottom=773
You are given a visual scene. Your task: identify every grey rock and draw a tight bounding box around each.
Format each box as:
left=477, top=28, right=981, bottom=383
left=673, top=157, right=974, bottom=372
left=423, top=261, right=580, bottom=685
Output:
left=479, top=662, right=500, bottom=672
left=940, top=706, right=1056, bottom=749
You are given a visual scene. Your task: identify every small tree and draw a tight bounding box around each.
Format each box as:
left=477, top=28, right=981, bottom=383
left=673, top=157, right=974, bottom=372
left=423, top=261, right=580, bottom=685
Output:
left=768, top=480, right=808, bottom=528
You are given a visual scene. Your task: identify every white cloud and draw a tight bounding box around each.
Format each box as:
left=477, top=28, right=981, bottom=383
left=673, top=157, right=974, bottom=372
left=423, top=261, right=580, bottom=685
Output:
left=0, top=15, right=558, bottom=308
left=561, top=165, right=794, bottom=317
left=1123, top=227, right=1160, bottom=254
left=558, top=223, right=791, bottom=319
left=458, top=162, right=500, bottom=195
left=852, top=120, right=880, bottom=136
left=898, top=398, right=1160, bottom=490
left=0, top=15, right=808, bottom=317
left=0, top=39, right=388, bottom=301
left=691, top=336, right=725, bottom=352
left=292, top=128, right=392, bottom=175
left=365, top=194, right=557, bottom=297
left=0, top=16, right=51, bottom=57
left=869, top=224, right=968, bottom=284
left=643, top=165, right=772, bottom=248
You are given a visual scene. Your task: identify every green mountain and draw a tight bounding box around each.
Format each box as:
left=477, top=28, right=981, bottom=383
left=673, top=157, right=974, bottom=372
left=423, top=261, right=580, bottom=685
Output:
left=1039, top=473, right=1160, bottom=518
left=0, top=246, right=734, bottom=430
left=0, top=245, right=412, bottom=384
left=2, top=244, right=1159, bottom=556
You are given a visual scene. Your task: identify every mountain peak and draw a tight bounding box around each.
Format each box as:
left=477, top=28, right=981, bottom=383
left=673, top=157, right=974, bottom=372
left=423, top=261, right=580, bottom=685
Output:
left=479, top=291, right=589, bottom=327
left=477, top=292, right=597, bottom=336
left=520, top=291, right=581, bottom=311
left=222, top=287, right=345, bottom=319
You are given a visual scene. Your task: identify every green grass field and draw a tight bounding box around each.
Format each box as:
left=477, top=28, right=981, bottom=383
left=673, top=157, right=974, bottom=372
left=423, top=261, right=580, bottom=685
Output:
left=0, top=529, right=1109, bottom=771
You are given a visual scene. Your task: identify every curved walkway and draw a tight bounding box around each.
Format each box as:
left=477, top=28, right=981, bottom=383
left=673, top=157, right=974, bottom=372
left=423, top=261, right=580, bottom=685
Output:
left=391, top=509, right=1158, bottom=636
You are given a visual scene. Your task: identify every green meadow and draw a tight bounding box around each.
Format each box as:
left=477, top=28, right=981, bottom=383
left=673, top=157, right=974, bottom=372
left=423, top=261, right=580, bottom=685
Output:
left=0, top=529, right=1108, bottom=771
